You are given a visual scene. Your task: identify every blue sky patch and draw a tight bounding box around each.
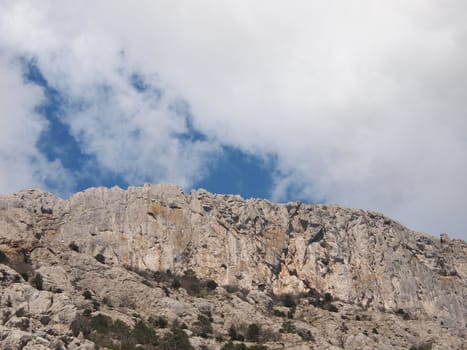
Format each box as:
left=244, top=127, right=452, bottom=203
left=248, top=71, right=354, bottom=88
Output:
left=20, top=58, right=280, bottom=201
left=22, top=58, right=129, bottom=195
left=194, top=146, right=277, bottom=199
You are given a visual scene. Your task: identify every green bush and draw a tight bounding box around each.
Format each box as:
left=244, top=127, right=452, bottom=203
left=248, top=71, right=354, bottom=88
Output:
left=32, top=273, right=43, bottom=290
left=246, top=323, right=260, bottom=342
left=159, top=327, right=193, bottom=349
left=326, top=304, right=339, bottom=313
left=396, top=308, right=411, bottom=320
left=206, top=279, right=218, bottom=290
left=89, top=314, right=112, bottom=334
left=273, top=309, right=286, bottom=317
left=193, top=314, right=213, bottom=338
left=279, top=320, right=296, bottom=333
left=229, top=326, right=244, bottom=341
left=82, top=314, right=159, bottom=349
left=282, top=294, right=296, bottom=308
left=15, top=307, right=26, bottom=317
left=221, top=342, right=268, bottom=350
left=221, top=342, right=247, bottom=350
left=70, top=319, right=81, bottom=337
left=83, top=290, right=93, bottom=300
left=410, top=342, right=433, bottom=350
left=133, top=320, right=158, bottom=345
left=69, top=242, right=80, bottom=252
left=0, top=250, right=8, bottom=263
left=94, top=254, right=105, bottom=264
left=149, top=316, right=168, bottom=328
left=172, top=279, right=181, bottom=289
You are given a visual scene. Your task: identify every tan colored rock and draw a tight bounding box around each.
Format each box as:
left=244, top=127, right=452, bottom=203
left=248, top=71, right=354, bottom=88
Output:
left=0, top=184, right=466, bottom=349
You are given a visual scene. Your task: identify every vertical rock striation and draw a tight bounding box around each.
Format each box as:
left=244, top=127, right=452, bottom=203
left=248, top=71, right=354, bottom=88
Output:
left=1, top=183, right=466, bottom=330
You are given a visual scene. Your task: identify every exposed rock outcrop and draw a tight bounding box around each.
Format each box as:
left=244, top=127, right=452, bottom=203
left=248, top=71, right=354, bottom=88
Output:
left=0, top=184, right=466, bottom=349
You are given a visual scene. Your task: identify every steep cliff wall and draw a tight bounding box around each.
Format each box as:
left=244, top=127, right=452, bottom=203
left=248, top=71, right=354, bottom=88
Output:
left=1, top=184, right=465, bottom=331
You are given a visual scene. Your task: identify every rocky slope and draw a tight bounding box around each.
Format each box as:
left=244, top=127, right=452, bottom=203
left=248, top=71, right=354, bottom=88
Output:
left=0, top=184, right=466, bottom=349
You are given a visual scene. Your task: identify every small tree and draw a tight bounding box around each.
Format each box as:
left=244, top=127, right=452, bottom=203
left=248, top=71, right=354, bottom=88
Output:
left=132, top=320, right=158, bottom=345
left=246, top=323, right=260, bottom=342
left=159, top=327, right=193, bottom=349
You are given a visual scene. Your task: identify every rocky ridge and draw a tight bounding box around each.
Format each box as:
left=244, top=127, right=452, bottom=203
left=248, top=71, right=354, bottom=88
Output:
left=0, top=184, right=466, bottom=349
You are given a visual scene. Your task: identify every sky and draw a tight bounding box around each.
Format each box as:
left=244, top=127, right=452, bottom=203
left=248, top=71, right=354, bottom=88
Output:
left=0, top=1, right=466, bottom=240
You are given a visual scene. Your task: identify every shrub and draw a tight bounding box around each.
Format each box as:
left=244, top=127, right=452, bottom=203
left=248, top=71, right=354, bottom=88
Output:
left=279, top=320, right=296, bottom=333
left=39, top=315, right=51, bottom=325
left=297, top=328, right=314, bottom=341
left=193, top=314, right=213, bottom=338
left=70, top=319, right=81, bottom=337
left=229, top=326, right=244, bottom=341
left=102, top=296, right=112, bottom=307
left=224, top=285, right=239, bottom=294
left=410, top=342, right=433, bottom=350
left=15, top=307, right=26, bottom=317
left=207, top=279, right=218, bottom=290
left=159, top=327, right=193, bottom=350
left=0, top=250, right=8, bottom=263
left=89, top=314, right=112, bottom=334
left=83, top=309, right=92, bottom=317
left=149, top=316, right=168, bottom=329
left=282, top=294, right=296, bottom=308
left=21, top=250, right=31, bottom=264
left=221, top=342, right=247, bottom=350
left=68, top=242, right=80, bottom=252
left=326, top=304, right=339, bottom=313
left=94, top=254, right=105, bottom=264
left=83, top=290, right=93, bottom=300
left=246, top=323, right=260, bottom=342
left=172, top=279, right=181, bottom=289
left=82, top=314, right=159, bottom=349
left=81, top=314, right=157, bottom=350
left=32, top=273, right=43, bottom=290
left=133, top=320, right=158, bottom=345
left=273, top=309, right=286, bottom=317
left=221, top=343, right=268, bottom=350
left=396, top=308, right=411, bottom=320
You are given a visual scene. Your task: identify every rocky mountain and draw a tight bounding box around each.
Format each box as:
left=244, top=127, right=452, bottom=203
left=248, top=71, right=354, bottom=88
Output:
left=0, top=184, right=466, bottom=349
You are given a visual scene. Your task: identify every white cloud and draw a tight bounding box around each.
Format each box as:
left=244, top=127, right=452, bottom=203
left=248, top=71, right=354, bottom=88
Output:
left=0, top=54, right=72, bottom=194
left=0, top=1, right=466, bottom=239
left=0, top=0, right=220, bottom=190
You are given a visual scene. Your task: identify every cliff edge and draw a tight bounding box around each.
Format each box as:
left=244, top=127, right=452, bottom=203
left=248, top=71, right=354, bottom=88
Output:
left=0, top=184, right=465, bottom=349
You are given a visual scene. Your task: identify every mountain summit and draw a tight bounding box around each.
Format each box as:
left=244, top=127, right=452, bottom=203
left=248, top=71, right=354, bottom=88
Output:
left=0, top=184, right=465, bottom=349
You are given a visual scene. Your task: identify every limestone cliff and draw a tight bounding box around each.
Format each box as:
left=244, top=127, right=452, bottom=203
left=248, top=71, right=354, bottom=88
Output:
left=0, top=184, right=466, bottom=349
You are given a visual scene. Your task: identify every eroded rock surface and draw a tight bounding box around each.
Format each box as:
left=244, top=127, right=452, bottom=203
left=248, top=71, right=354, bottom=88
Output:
left=0, top=184, right=465, bottom=349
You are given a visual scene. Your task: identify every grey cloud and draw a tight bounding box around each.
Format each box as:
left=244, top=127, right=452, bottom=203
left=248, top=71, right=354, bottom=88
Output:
left=0, top=1, right=466, bottom=239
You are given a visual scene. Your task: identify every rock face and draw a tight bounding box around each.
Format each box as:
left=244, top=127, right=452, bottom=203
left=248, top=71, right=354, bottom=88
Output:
left=0, top=184, right=466, bottom=349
